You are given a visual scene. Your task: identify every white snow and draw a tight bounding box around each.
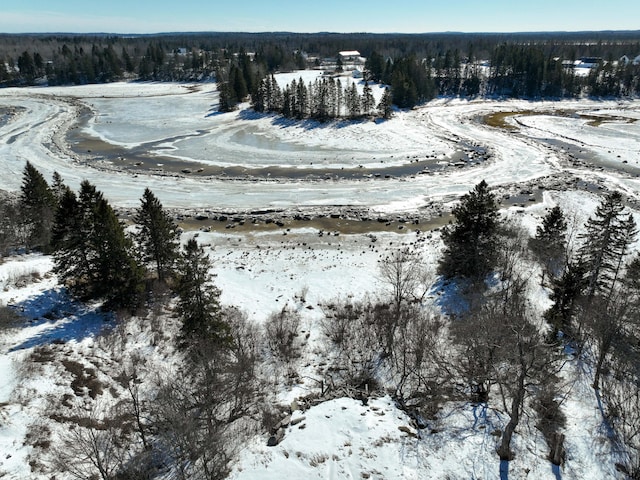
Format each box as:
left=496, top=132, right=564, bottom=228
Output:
left=1, top=76, right=640, bottom=479
left=1, top=76, right=637, bottom=212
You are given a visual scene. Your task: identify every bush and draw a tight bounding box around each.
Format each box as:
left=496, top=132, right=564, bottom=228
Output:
left=264, top=307, right=302, bottom=363
left=0, top=304, right=20, bottom=330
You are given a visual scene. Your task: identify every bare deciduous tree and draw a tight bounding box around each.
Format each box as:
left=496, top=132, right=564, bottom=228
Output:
left=50, top=400, right=142, bottom=480
left=392, top=304, right=444, bottom=401
left=264, top=306, right=302, bottom=364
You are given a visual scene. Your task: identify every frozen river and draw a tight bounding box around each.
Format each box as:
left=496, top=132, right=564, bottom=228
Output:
left=1, top=79, right=640, bottom=212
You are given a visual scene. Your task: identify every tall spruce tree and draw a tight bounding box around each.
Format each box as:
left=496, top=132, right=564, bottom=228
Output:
left=438, top=180, right=500, bottom=282
left=377, top=87, right=393, bottom=119
left=176, top=238, right=229, bottom=344
left=578, top=191, right=637, bottom=299
left=529, top=205, right=568, bottom=284
left=134, top=188, right=180, bottom=282
left=544, top=261, right=588, bottom=336
left=19, top=162, right=57, bottom=251
left=361, top=81, right=375, bottom=116
left=345, top=82, right=361, bottom=118
left=52, top=181, right=144, bottom=308
left=50, top=171, right=67, bottom=202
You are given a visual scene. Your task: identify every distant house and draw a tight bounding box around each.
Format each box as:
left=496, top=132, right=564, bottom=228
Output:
left=337, top=50, right=366, bottom=72
left=339, top=50, right=361, bottom=62
left=634, top=55, right=640, bottom=65
left=620, top=55, right=631, bottom=65
left=576, top=57, right=602, bottom=69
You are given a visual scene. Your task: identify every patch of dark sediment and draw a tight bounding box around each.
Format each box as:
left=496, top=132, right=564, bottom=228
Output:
left=118, top=204, right=452, bottom=235
left=0, top=106, right=25, bottom=128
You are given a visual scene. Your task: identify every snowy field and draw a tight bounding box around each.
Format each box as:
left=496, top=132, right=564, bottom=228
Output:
left=1, top=75, right=640, bottom=479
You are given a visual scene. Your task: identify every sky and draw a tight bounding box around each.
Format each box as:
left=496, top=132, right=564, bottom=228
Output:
left=1, top=0, right=639, bottom=34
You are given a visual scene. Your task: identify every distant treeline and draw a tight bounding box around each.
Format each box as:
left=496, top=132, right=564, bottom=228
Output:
left=1, top=31, right=640, bottom=108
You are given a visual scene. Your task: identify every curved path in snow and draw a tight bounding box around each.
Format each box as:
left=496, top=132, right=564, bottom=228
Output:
left=1, top=83, right=639, bottom=212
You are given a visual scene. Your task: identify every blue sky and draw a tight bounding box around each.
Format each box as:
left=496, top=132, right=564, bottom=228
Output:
left=1, top=0, right=639, bottom=34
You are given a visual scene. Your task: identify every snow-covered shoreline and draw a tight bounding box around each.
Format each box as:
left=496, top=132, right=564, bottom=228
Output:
left=1, top=78, right=639, bottom=215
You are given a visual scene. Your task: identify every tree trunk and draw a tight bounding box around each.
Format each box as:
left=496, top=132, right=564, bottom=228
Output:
left=549, top=432, right=566, bottom=466
left=497, top=371, right=525, bottom=461
left=593, top=347, right=606, bottom=390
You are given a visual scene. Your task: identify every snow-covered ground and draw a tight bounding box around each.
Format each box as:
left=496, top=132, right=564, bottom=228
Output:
left=1, top=76, right=640, bottom=479
left=1, top=76, right=638, bottom=212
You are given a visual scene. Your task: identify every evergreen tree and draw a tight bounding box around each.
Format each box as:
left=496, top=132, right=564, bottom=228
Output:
left=544, top=261, right=588, bottom=336
left=93, top=196, right=145, bottom=308
left=17, top=51, right=36, bottom=83
left=52, top=181, right=144, bottom=308
left=377, top=87, right=393, bottom=119
left=51, top=171, right=67, bottom=202
left=134, top=188, right=180, bottom=282
left=335, top=79, right=343, bottom=117
left=438, top=180, right=500, bottom=282
left=361, top=81, right=375, bottom=116
left=295, top=78, right=308, bottom=119
left=529, top=206, right=568, bottom=284
left=176, top=238, right=229, bottom=344
left=230, top=64, right=248, bottom=102
left=19, top=161, right=57, bottom=251
left=345, top=82, right=361, bottom=118
left=218, top=81, right=236, bottom=112
left=578, top=192, right=637, bottom=298
left=365, top=51, right=386, bottom=82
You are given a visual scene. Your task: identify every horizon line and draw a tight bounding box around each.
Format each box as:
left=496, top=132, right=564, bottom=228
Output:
left=2, top=29, right=640, bottom=36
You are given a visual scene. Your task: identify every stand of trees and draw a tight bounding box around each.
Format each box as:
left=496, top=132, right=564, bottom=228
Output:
left=2, top=32, right=639, bottom=111
left=432, top=181, right=640, bottom=469
left=10, top=162, right=230, bottom=342
left=252, top=74, right=392, bottom=121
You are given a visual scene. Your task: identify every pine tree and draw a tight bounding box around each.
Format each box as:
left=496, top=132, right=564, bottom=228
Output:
left=578, top=191, right=637, bottom=298
left=252, top=77, right=267, bottom=113
left=365, top=51, right=386, bottom=82
left=93, top=196, right=145, bottom=308
left=19, top=161, right=57, bottom=251
left=176, top=238, right=229, bottom=344
left=295, top=78, right=308, bottom=119
left=230, top=64, right=248, bottom=102
left=438, top=180, right=500, bottom=282
left=335, top=79, right=343, bottom=117
left=134, top=188, right=180, bottom=282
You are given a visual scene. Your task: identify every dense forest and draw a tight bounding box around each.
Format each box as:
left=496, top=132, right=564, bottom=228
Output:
left=1, top=31, right=640, bottom=113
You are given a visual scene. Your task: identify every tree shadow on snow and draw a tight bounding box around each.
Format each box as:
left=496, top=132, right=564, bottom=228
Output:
left=205, top=106, right=228, bottom=118
left=431, top=276, right=472, bottom=317
left=8, top=288, right=113, bottom=351
left=237, top=108, right=368, bottom=131
left=499, top=460, right=510, bottom=480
